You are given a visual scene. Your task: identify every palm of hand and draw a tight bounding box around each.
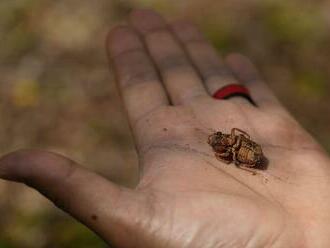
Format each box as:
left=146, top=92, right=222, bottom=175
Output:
left=1, top=9, right=330, bottom=248
left=132, top=97, right=329, bottom=248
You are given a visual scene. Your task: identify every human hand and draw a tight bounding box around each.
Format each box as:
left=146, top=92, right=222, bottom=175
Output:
left=1, top=9, right=330, bottom=248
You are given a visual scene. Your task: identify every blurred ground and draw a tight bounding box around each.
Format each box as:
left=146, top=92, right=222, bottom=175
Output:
left=0, top=0, right=329, bottom=247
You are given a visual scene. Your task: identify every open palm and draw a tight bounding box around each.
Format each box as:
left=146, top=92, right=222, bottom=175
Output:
left=1, top=9, right=330, bottom=248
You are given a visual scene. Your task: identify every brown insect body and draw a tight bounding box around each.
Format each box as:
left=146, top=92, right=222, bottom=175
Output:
left=235, top=135, right=263, bottom=167
left=208, top=128, right=263, bottom=168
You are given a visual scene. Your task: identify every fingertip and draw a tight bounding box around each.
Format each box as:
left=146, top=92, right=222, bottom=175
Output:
left=106, top=25, right=143, bottom=57
left=225, top=53, right=250, bottom=68
left=0, top=151, right=16, bottom=180
left=107, top=24, right=128, bottom=43
left=0, top=149, right=56, bottom=182
left=170, top=20, right=205, bottom=42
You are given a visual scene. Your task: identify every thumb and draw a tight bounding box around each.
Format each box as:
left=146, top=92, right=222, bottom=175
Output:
left=0, top=149, right=146, bottom=246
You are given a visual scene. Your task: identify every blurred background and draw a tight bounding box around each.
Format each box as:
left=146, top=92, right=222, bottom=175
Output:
left=0, top=0, right=329, bottom=247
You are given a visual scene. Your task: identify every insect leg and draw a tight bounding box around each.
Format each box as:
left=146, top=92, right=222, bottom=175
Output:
left=236, top=164, right=258, bottom=175
left=215, top=152, right=232, bottom=164
left=233, top=135, right=242, bottom=149
left=231, top=128, right=250, bottom=139
left=231, top=149, right=241, bottom=165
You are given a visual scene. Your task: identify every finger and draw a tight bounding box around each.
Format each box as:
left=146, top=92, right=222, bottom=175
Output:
left=0, top=149, right=147, bottom=246
left=107, top=25, right=169, bottom=124
left=225, top=53, right=283, bottom=108
left=170, top=21, right=249, bottom=105
left=130, top=9, right=208, bottom=105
